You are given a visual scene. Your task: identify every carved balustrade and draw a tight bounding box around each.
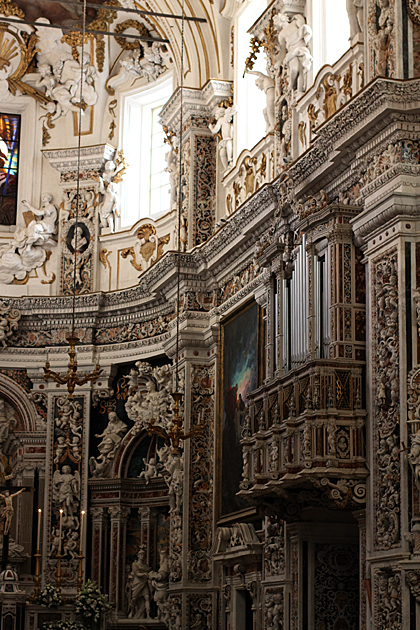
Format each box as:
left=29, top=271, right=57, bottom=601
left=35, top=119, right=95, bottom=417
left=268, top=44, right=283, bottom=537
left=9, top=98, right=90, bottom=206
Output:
left=296, top=42, right=364, bottom=155
left=222, top=135, right=274, bottom=217
left=239, top=360, right=367, bottom=505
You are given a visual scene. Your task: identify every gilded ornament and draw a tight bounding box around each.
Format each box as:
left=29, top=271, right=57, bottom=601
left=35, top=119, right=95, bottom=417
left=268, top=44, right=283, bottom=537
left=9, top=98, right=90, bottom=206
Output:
left=298, top=120, right=307, bottom=147
left=40, top=250, right=56, bottom=285
left=121, top=246, right=142, bottom=272
left=406, top=0, right=420, bottom=25
left=99, top=248, right=112, bottom=270
left=244, top=36, right=261, bottom=73
left=0, top=0, right=24, bottom=19
left=114, top=19, right=149, bottom=50
left=343, top=63, right=353, bottom=98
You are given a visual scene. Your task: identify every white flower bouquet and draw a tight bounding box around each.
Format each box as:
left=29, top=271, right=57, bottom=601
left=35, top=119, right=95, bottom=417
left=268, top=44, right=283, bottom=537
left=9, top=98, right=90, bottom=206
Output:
left=75, top=580, right=111, bottom=629
left=36, top=583, right=63, bottom=608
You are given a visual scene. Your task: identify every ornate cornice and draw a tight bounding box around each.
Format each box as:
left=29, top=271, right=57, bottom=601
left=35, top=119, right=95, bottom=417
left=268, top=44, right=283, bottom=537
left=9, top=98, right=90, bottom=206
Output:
left=290, top=78, right=420, bottom=197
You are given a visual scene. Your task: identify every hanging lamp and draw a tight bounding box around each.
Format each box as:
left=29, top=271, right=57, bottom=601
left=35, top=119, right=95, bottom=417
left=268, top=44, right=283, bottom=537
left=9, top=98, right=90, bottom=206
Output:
left=44, top=0, right=101, bottom=399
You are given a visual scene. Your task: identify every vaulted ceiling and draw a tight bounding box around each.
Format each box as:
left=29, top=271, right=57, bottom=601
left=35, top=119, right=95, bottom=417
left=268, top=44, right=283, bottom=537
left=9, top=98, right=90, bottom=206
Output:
left=10, top=0, right=232, bottom=86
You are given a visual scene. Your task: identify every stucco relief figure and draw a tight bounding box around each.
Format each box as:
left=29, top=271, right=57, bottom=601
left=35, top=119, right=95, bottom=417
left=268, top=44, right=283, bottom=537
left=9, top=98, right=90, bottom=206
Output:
left=125, top=362, right=174, bottom=434
left=0, top=193, right=57, bottom=284
left=52, top=465, right=80, bottom=520
left=245, top=70, right=275, bottom=130
left=346, top=0, right=364, bottom=39
left=370, top=0, right=394, bottom=77
left=35, top=19, right=98, bottom=122
left=409, top=430, right=420, bottom=491
left=208, top=106, right=237, bottom=171
left=165, top=139, right=178, bottom=210
left=274, top=13, right=313, bottom=93
left=0, top=303, right=21, bottom=347
left=149, top=549, right=169, bottom=622
left=0, top=398, right=15, bottom=446
left=127, top=547, right=152, bottom=619
left=114, top=42, right=169, bottom=86
left=89, top=411, right=128, bottom=478
left=138, top=457, right=158, bottom=483
left=98, top=160, right=121, bottom=232
left=0, top=488, right=25, bottom=536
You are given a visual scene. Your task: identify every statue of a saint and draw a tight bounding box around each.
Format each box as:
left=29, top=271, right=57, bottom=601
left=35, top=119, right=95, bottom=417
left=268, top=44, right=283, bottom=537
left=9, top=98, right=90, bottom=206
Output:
left=89, top=411, right=128, bottom=478
left=127, top=547, right=152, bottom=619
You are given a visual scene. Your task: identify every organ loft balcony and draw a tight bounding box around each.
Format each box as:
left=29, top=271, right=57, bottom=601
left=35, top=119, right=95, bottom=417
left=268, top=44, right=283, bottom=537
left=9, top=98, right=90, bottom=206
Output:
left=238, top=361, right=368, bottom=521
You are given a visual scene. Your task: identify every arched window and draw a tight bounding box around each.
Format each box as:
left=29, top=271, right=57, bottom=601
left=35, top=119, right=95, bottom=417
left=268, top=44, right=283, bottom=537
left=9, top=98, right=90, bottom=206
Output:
left=119, top=73, right=173, bottom=228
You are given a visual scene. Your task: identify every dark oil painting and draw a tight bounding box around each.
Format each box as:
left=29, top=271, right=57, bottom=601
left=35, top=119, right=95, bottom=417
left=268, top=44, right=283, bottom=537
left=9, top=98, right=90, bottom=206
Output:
left=221, top=301, right=259, bottom=517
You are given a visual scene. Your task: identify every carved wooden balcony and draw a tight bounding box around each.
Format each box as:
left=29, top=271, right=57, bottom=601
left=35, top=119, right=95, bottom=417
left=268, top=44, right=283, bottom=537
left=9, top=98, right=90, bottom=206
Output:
left=238, top=361, right=368, bottom=520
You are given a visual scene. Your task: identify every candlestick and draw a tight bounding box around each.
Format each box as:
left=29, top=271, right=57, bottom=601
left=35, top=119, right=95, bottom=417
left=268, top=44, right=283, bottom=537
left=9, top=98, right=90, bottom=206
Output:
left=36, top=508, right=42, bottom=551
left=79, top=510, right=85, bottom=555
left=56, top=552, right=62, bottom=594
left=77, top=510, right=86, bottom=592
left=58, top=509, right=63, bottom=555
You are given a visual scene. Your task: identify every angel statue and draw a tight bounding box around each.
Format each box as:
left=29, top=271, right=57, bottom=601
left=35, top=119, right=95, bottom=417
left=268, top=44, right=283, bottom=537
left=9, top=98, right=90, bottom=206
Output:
left=97, top=152, right=128, bottom=232
left=208, top=105, right=237, bottom=171
left=52, top=465, right=80, bottom=521
left=274, top=13, right=313, bottom=93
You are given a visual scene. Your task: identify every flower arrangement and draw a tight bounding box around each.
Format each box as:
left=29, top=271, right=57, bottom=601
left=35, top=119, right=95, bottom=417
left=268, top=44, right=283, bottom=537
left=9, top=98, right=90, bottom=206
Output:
left=41, top=623, right=85, bottom=630
left=36, top=583, right=63, bottom=608
left=75, top=580, right=111, bottom=629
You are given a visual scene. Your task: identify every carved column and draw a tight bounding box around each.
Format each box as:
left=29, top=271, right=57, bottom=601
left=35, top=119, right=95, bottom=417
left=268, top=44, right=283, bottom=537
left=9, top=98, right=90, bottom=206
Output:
left=159, top=81, right=232, bottom=250
left=255, top=273, right=272, bottom=383
left=273, top=252, right=285, bottom=380
left=42, top=385, right=91, bottom=591
left=90, top=507, right=108, bottom=589
left=138, top=506, right=158, bottom=569
left=352, top=166, right=418, bottom=629
left=108, top=506, right=130, bottom=612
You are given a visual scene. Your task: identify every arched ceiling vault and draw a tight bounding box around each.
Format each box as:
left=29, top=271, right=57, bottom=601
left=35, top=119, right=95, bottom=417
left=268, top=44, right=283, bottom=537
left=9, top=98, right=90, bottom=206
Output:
left=11, top=0, right=229, bottom=87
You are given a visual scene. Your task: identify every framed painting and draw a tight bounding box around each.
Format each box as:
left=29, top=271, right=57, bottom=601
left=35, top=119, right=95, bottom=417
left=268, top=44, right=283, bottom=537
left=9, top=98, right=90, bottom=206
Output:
left=0, top=113, right=20, bottom=226
left=218, top=300, right=262, bottom=521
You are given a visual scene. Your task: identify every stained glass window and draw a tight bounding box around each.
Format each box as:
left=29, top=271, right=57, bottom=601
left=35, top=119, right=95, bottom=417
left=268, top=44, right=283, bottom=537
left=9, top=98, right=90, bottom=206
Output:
left=0, top=113, right=20, bottom=226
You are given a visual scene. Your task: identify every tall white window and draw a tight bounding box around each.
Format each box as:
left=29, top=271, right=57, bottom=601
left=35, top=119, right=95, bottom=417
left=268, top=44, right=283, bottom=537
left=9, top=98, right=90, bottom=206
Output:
left=235, top=0, right=268, bottom=158
left=120, top=74, right=172, bottom=228
left=310, top=0, right=350, bottom=78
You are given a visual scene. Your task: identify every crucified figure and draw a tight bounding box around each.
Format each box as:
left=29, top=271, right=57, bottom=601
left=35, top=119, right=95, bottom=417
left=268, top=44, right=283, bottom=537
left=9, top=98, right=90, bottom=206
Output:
left=0, top=488, right=25, bottom=536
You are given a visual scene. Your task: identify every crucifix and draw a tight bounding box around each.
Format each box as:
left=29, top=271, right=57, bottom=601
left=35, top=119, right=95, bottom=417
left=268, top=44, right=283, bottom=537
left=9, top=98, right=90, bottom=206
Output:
left=0, top=464, right=32, bottom=570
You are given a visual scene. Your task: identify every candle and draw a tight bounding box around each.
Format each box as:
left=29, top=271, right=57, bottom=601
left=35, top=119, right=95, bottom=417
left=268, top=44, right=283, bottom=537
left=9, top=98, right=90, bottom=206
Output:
left=80, top=510, right=85, bottom=555
left=58, top=509, right=63, bottom=555
left=37, top=508, right=42, bottom=551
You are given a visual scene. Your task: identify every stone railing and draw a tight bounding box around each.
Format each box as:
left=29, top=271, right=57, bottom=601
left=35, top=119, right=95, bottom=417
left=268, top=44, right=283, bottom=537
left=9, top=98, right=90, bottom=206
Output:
left=239, top=360, right=367, bottom=514
left=295, top=41, right=364, bottom=154
left=222, top=134, right=275, bottom=217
